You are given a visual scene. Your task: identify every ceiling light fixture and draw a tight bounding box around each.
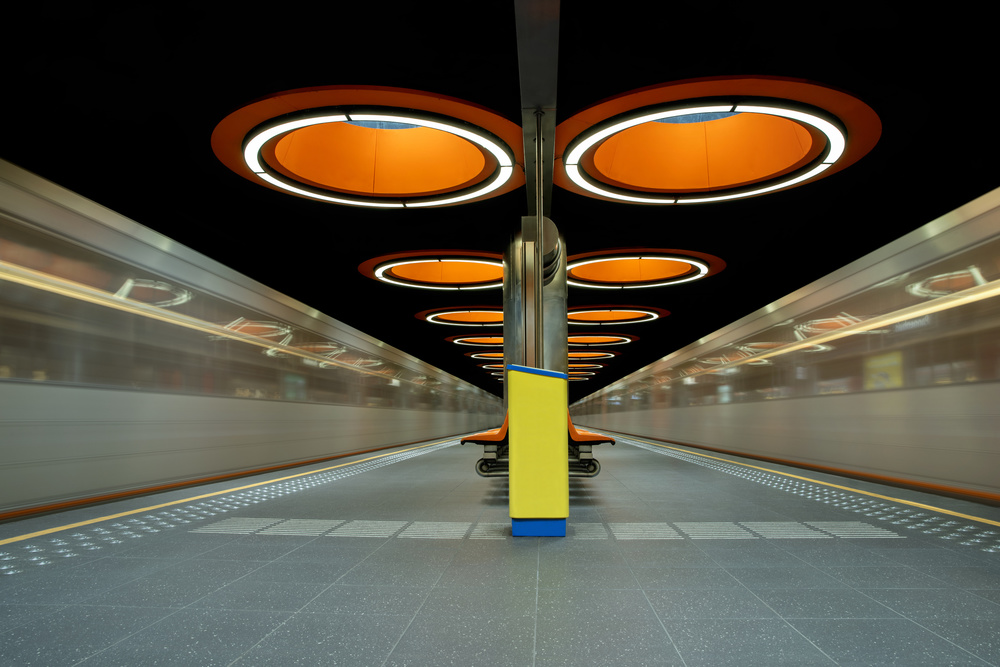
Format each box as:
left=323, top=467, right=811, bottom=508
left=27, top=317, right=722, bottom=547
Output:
left=565, top=250, right=722, bottom=289
left=568, top=334, right=635, bottom=346
left=422, top=309, right=503, bottom=326
left=567, top=307, right=664, bottom=325
left=213, top=87, right=524, bottom=209
left=362, top=253, right=504, bottom=290
left=555, top=77, right=880, bottom=205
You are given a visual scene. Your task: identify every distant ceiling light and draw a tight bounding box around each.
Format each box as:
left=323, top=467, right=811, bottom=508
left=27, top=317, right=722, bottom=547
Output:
left=568, top=307, right=664, bottom=325
left=569, top=363, right=604, bottom=369
left=480, top=363, right=504, bottom=369
left=555, top=77, right=880, bottom=204
left=362, top=252, right=503, bottom=290
left=568, top=334, right=635, bottom=346
left=213, top=87, right=523, bottom=209
left=569, top=371, right=596, bottom=376
left=469, top=351, right=505, bottom=359
left=422, top=308, right=503, bottom=326
left=566, top=250, right=722, bottom=289
left=568, top=351, right=616, bottom=360
left=450, top=335, right=504, bottom=346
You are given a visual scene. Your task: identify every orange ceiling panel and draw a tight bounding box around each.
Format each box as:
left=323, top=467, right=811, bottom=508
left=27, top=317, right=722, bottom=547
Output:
left=273, top=123, right=487, bottom=196
left=392, top=260, right=503, bottom=285
left=569, top=257, right=693, bottom=284
left=590, top=113, right=813, bottom=191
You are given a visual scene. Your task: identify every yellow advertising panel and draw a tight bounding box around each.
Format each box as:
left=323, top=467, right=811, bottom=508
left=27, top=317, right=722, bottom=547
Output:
left=507, top=365, right=568, bottom=534
left=864, top=350, right=903, bottom=390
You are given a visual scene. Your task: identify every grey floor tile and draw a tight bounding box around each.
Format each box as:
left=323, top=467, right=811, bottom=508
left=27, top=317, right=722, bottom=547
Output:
left=754, top=588, right=902, bottom=619
left=921, top=619, right=1000, bottom=665
left=789, top=618, right=994, bottom=666
left=303, top=584, right=429, bottom=615
left=78, top=609, right=291, bottom=666
left=819, top=565, right=952, bottom=589
left=539, top=563, right=639, bottom=589
left=419, top=584, right=537, bottom=617
left=861, top=588, right=1000, bottom=619
left=644, top=589, right=779, bottom=619
left=190, top=579, right=326, bottom=611
left=911, top=565, right=1000, bottom=589
left=0, top=605, right=175, bottom=666
left=663, top=619, right=834, bottom=666
left=385, top=612, right=535, bottom=667
left=725, top=566, right=846, bottom=590
left=632, top=566, right=741, bottom=590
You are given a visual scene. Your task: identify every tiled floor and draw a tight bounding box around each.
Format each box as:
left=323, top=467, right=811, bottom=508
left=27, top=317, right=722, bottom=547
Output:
left=2, top=435, right=999, bottom=666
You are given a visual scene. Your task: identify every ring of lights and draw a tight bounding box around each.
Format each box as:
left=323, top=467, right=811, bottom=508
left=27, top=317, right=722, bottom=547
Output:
left=448, top=335, right=504, bottom=347
left=420, top=308, right=503, bottom=326
left=566, top=249, right=724, bottom=289
left=568, top=306, right=667, bottom=325
left=568, top=334, right=636, bottom=346
left=213, top=87, right=524, bottom=208
left=555, top=77, right=880, bottom=204
left=360, top=251, right=503, bottom=290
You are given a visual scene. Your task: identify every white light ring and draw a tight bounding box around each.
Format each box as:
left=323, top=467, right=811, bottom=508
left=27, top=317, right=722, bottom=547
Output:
left=567, top=309, right=660, bottom=325
left=452, top=337, right=504, bottom=346
left=244, top=113, right=514, bottom=209
left=564, top=102, right=846, bottom=205
left=425, top=310, right=503, bottom=326
left=470, top=352, right=505, bottom=359
left=566, top=255, right=710, bottom=289
left=568, top=352, right=616, bottom=360
left=564, top=105, right=733, bottom=165
left=374, top=258, right=504, bottom=291
left=568, top=335, right=633, bottom=346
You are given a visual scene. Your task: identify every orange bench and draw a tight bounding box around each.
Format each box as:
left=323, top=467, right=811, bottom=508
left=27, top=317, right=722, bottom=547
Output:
left=462, top=411, right=613, bottom=477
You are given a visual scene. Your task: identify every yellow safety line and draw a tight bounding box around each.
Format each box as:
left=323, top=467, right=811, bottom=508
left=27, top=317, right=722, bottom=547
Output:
left=628, top=435, right=1000, bottom=529
left=0, top=438, right=455, bottom=546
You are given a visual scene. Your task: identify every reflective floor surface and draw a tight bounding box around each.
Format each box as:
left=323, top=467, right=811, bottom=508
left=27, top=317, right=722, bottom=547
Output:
left=2, top=434, right=999, bottom=666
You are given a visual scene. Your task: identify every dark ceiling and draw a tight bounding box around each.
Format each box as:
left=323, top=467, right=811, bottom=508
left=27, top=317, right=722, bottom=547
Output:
left=3, top=4, right=997, bottom=403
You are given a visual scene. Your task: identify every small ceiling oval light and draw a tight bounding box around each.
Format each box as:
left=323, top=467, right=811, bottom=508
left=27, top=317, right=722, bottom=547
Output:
left=568, top=351, right=617, bottom=360
left=361, top=252, right=503, bottom=290
left=468, top=351, right=505, bottom=359
left=555, top=77, right=880, bottom=205
left=566, top=249, right=723, bottom=289
left=421, top=308, right=503, bottom=326
left=449, top=335, right=504, bottom=347
left=568, top=307, right=665, bottom=325
left=568, top=334, right=636, bottom=346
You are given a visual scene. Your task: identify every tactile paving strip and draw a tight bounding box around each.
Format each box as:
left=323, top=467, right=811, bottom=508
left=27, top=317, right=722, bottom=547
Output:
left=618, top=435, right=1000, bottom=552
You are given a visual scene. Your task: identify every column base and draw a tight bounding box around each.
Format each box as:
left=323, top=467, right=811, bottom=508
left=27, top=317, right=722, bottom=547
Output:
left=511, top=518, right=566, bottom=537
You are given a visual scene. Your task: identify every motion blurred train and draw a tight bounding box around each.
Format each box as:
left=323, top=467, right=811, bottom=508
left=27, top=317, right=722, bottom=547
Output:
left=2, top=159, right=1000, bottom=520
left=570, top=188, right=1000, bottom=503
left=0, top=161, right=502, bottom=518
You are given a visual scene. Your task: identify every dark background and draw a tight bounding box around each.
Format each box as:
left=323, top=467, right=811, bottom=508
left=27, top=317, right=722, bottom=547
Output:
left=3, top=4, right=997, bottom=402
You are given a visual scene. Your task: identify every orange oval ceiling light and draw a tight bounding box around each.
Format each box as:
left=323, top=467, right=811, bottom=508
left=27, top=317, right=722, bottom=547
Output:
left=568, top=351, right=617, bottom=360
left=568, top=306, right=666, bottom=325
left=567, top=249, right=723, bottom=289
left=555, top=76, right=880, bottom=204
left=213, top=86, right=524, bottom=208
left=360, top=251, right=503, bottom=290
left=568, top=334, right=635, bottom=346
left=569, top=363, right=604, bottom=370
left=468, top=351, right=505, bottom=360
left=421, top=308, right=503, bottom=326
left=449, top=335, right=504, bottom=346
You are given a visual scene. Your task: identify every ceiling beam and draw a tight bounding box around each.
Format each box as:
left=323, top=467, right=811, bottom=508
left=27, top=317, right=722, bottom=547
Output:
left=514, top=0, right=559, bottom=218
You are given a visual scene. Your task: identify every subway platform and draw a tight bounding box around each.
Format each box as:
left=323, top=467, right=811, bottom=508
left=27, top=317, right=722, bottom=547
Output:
left=2, top=432, right=1000, bottom=666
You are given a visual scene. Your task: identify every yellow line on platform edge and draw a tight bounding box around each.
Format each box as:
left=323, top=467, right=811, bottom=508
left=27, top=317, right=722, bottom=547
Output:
left=628, top=435, right=1000, bottom=529
left=0, top=438, right=455, bottom=546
